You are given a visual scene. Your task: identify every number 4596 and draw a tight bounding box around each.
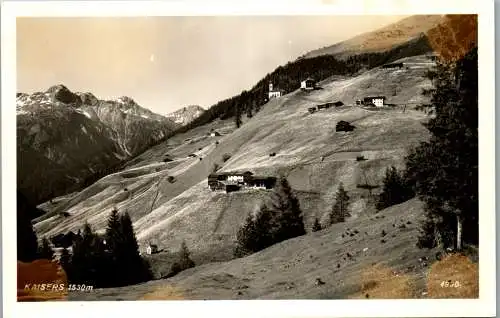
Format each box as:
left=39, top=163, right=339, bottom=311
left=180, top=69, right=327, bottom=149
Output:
left=441, top=281, right=461, bottom=288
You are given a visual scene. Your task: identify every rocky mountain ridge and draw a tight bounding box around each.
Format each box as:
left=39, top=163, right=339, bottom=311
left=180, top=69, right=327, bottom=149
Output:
left=165, top=105, right=205, bottom=126
left=17, top=85, right=179, bottom=205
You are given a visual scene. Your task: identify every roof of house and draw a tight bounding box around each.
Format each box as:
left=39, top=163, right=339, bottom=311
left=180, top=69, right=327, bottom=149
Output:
left=364, top=96, right=386, bottom=100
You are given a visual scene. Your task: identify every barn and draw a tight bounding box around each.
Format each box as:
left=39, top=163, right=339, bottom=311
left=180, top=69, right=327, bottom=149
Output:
left=300, top=78, right=316, bottom=90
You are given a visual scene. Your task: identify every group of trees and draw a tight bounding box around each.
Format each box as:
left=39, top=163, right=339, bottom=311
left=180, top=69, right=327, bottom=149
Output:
left=235, top=178, right=354, bottom=255
left=375, top=166, right=414, bottom=211
left=17, top=198, right=153, bottom=288
left=235, top=177, right=305, bottom=256
left=408, top=47, right=478, bottom=250
left=60, top=208, right=152, bottom=288
left=373, top=46, right=478, bottom=251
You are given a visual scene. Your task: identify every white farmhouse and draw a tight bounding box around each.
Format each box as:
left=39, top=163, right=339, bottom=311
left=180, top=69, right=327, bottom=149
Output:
left=363, top=96, right=386, bottom=107
left=227, top=175, right=244, bottom=183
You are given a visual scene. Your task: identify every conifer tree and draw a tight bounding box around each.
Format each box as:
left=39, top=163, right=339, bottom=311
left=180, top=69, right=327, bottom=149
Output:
left=178, top=241, right=195, bottom=269
left=406, top=47, right=478, bottom=250
left=105, top=207, right=122, bottom=257
left=171, top=241, right=195, bottom=275
left=376, top=166, right=413, bottom=210
left=235, top=103, right=242, bottom=128
left=312, top=218, right=322, bottom=232
left=235, top=204, right=274, bottom=256
left=38, top=237, right=54, bottom=261
left=330, top=183, right=350, bottom=225
left=269, top=177, right=306, bottom=243
left=59, top=247, right=71, bottom=277
left=118, top=212, right=151, bottom=284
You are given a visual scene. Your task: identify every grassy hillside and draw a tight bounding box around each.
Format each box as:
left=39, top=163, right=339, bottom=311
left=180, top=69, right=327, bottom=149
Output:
left=68, top=198, right=479, bottom=300
left=34, top=55, right=433, bottom=268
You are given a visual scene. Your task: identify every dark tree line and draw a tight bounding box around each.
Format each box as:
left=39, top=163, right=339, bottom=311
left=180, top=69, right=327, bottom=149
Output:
left=60, top=208, right=152, bottom=287
left=17, top=197, right=153, bottom=288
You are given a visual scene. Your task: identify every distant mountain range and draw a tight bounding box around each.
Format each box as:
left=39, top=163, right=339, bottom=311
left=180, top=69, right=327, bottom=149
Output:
left=165, top=105, right=205, bottom=126
left=17, top=85, right=179, bottom=205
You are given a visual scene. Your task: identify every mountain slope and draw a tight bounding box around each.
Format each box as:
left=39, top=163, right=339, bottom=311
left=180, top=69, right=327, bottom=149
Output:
left=34, top=55, right=434, bottom=263
left=17, top=85, right=179, bottom=205
left=69, top=198, right=446, bottom=300
left=303, top=15, right=445, bottom=59
left=166, top=105, right=205, bottom=126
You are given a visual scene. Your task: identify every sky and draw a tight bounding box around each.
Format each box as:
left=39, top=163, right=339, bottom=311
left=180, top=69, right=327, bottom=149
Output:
left=17, top=16, right=406, bottom=116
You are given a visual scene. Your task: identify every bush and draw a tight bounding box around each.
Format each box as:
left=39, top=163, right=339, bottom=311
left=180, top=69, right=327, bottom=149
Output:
left=312, top=218, right=322, bottom=232
left=222, top=153, right=231, bottom=162
left=167, top=176, right=176, bottom=183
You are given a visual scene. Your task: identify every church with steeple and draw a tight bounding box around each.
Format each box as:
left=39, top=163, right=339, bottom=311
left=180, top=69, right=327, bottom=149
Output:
left=268, top=82, right=283, bottom=99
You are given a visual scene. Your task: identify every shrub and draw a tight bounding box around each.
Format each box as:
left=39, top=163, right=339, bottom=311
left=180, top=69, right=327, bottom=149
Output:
left=222, top=153, right=231, bottom=162
left=312, top=218, right=322, bottom=232
left=170, top=241, right=195, bottom=276
left=212, top=163, right=220, bottom=173
left=167, top=176, right=175, bottom=183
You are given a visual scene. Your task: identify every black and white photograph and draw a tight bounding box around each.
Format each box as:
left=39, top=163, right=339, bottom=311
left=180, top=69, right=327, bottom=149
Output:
left=1, top=1, right=496, bottom=317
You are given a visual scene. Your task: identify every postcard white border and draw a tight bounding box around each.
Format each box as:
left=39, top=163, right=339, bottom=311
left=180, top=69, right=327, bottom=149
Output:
left=1, top=1, right=495, bottom=317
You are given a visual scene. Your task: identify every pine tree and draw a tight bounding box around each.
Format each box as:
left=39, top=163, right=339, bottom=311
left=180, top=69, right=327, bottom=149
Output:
left=171, top=241, right=195, bottom=275
left=38, top=237, right=54, bottom=261
left=376, top=166, right=413, bottom=210
left=312, top=218, right=322, bottom=232
left=235, top=103, right=242, bottom=128
left=105, top=207, right=122, bottom=257
left=59, top=247, right=71, bottom=277
left=246, top=106, right=253, bottom=118
left=178, top=241, right=195, bottom=269
left=406, top=47, right=478, bottom=250
left=330, top=183, right=350, bottom=225
left=118, top=212, right=152, bottom=284
left=269, top=177, right=306, bottom=243
left=235, top=204, right=274, bottom=256
left=17, top=190, right=40, bottom=262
